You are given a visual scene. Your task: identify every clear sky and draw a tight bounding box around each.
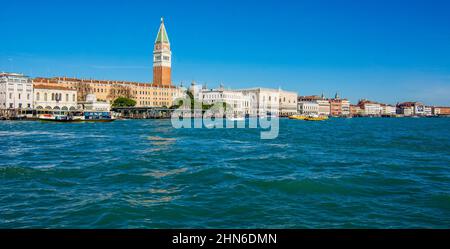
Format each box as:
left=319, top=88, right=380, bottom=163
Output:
left=1, top=0, right=450, bottom=105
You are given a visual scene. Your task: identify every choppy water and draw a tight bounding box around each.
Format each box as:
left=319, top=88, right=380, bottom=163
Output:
left=1, top=118, right=450, bottom=228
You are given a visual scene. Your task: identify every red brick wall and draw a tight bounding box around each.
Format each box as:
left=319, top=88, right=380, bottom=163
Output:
left=153, top=66, right=171, bottom=87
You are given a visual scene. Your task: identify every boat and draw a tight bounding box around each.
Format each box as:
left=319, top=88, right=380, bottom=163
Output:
left=304, top=116, right=328, bottom=121
left=227, top=117, right=245, bottom=121
left=38, top=111, right=115, bottom=123
left=38, top=114, right=78, bottom=122
left=288, top=115, right=307, bottom=120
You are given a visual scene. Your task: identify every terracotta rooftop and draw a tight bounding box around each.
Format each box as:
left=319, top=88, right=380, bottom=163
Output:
left=298, top=95, right=323, bottom=100
left=33, top=84, right=76, bottom=91
left=32, top=76, right=176, bottom=89
left=397, top=102, right=421, bottom=107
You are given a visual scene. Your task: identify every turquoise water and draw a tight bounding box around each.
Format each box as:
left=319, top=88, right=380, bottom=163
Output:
left=1, top=118, right=450, bottom=228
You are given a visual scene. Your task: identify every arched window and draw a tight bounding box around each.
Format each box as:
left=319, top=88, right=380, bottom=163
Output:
left=44, top=93, right=47, bottom=101
left=36, top=92, right=40, bottom=101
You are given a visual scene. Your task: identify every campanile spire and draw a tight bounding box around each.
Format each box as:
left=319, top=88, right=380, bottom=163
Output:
left=153, top=17, right=172, bottom=86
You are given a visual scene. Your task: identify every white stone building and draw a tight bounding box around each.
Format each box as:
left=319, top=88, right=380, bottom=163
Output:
left=0, top=73, right=33, bottom=109
left=317, top=99, right=330, bottom=116
left=364, top=103, right=381, bottom=115
left=298, top=101, right=319, bottom=115
left=239, top=88, right=280, bottom=117
left=198, top=86, right=297, bottom=117
left=341, top=99, right=350, bottom=116
left=79, top=94, right=110, bottom=112
left=188, top=81, right=204, bottom=102
left=396, top=102, right=424, bottom=116
left=34, top=84, right=78, bottom=111
left=298, top=95, right=330, bottom=116
left=381, top=104, right=397, bottom=115
left=201, top=86, right=249, bottom=116
left=239, top=90, right=258, bottom=116
left=358, top=100, right=381, bottom=116
left=279, top=89, right=298, bottom=116
left=424, top=106, right=433, bottom=116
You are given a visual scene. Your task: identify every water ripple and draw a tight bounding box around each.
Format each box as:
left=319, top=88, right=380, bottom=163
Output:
left=0, top=118, right=450, bottom=228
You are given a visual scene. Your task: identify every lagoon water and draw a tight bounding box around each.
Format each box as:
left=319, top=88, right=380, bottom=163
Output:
left=1, top=118, right=450, bottom=228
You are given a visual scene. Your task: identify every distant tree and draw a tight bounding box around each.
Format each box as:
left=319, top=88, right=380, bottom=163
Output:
left=112, top=97, right=136, bottom=107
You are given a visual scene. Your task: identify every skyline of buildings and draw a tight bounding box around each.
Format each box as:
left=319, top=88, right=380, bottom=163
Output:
left=3, top=1, right=450, bottom=106
left=1, top=18, right=450, bottom=118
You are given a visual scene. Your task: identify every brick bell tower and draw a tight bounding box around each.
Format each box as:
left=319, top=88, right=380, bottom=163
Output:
left=153, top=17, right=172, bottom=87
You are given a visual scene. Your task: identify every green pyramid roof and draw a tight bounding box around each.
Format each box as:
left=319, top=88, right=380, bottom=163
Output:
left=155, top=18, right=170, bottom=44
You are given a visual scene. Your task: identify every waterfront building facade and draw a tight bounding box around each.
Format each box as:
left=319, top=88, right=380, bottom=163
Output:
left=397, top=102, right=425, bottom=116
left=188, top=81, right=204, bottom=102
left=78, top=94, right=110, bottom=112
left=350, top=104, right=362, bottom=116
left=278, top=89, right=298, bottom=116
left=33, top=84, right=77, bottom=111
left=317, top=99, right=331, bottom=116
left=398, top=106, right=414, bottom=116
left=381, top=104, right=396, bottom=116
left=329, top=98, right=342, bottom=116
left=329, top=93, right=345, bottom=117
left=358, top=99, right=381, bottom=116
left=239, top=88, right=280, bottom=116
left=201, top=86, right=247, bottom=116
left=240, top=90, right=258, bottom=116
left=433, top=106, right=450, bottom=116
left=298, top=101, right=319, bottom=115
left=298, top=95, right=330, bottom=116
left=0, top=73, right=33, bottom=109
left=341, top=99, right=350, bottom=116
left=33, top=77, right=180, bottom=108
left=424, top=106, right=433, bottom=116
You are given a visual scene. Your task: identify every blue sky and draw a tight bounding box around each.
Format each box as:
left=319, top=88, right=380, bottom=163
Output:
left=1, top=0, right=450, bottom=105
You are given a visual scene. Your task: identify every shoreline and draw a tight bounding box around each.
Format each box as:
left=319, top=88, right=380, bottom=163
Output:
left=1, top=115, right=449, bottom=122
